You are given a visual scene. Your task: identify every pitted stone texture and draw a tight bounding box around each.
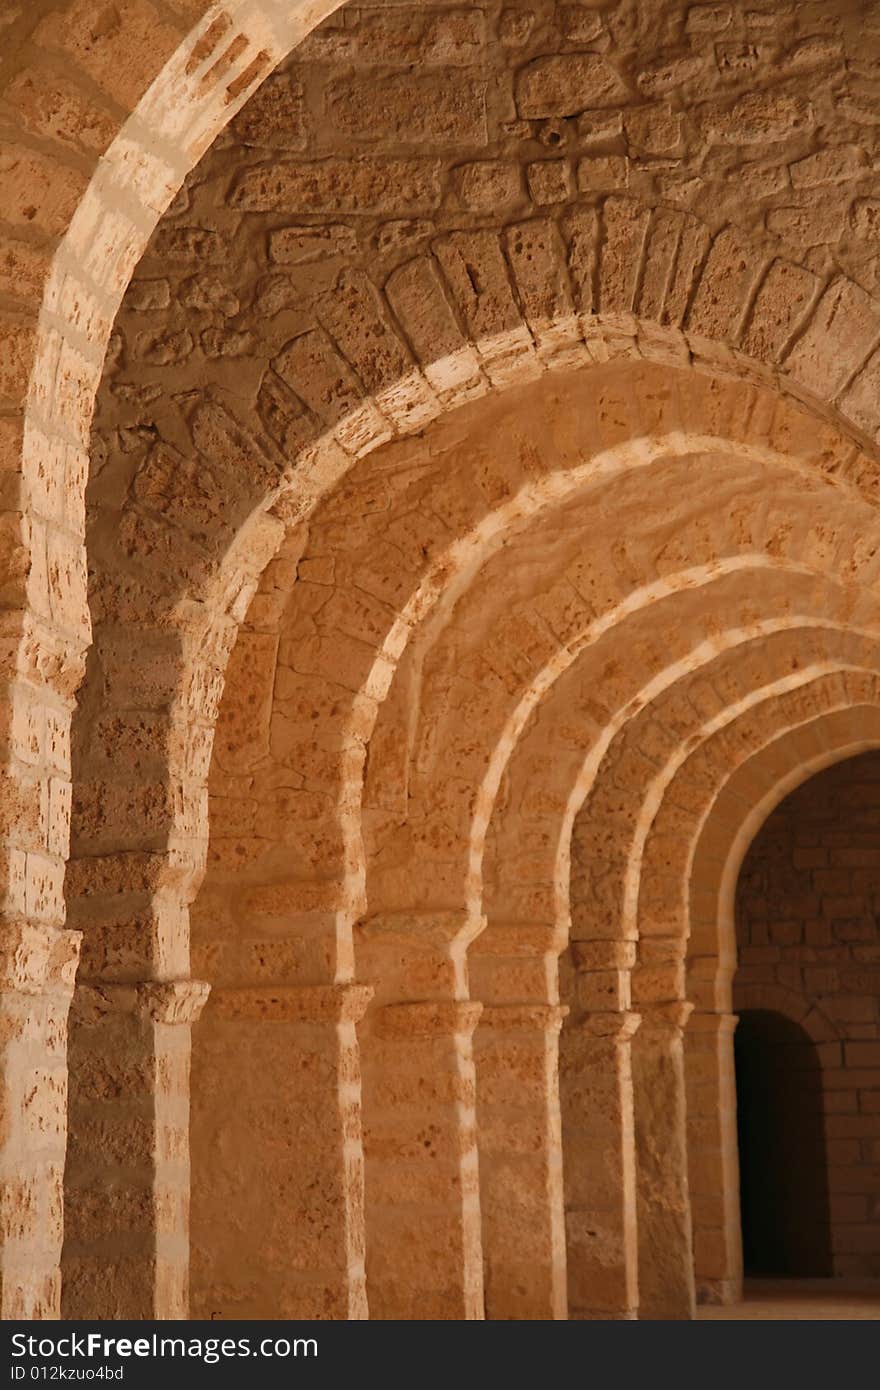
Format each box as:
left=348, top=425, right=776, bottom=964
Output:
left=2, top=0, right=879, bottom=1331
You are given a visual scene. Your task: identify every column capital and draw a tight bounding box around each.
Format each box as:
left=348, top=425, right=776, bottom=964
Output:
left=567, top=1009, right=641, bottom=1042
left=471, top=921, right=565, bottom=958
left=357, top=911, right=484, bottom=948
left=637, top=999, right=694, bottom=1033
left=687, top=1009, right=738, bottom=1036
left=372, top=999, right=482, bottom=1039
left=570, top=939, right=637, bottom=971
left=73, top=978, right=210, bottom=1025
left=209, top=982, right=373, bottom=1024
left=478, top=1003, right=569, bottom=1033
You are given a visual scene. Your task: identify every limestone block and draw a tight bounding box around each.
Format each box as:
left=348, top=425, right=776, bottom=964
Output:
left=327, top=74, right=488, bottom=145
left=230, top=74, right=307, bottom=150
left=515, top=53, right=629, bottom=118
left=229, top=159, right=444, bottom=214
left=785, top=278, right=880, bottom=398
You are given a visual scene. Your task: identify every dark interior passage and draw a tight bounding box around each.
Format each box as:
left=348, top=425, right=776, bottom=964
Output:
left=735, top=1010, right=832, bottom=1278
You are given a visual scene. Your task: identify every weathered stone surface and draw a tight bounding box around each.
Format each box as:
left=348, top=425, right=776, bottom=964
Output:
left=741, top=259, right=820, bottom=363
left=577, top=155, right=629, bottom=192
left=433, top=230, right=522, bottom=341
left=269, top=224, right=358, bottom=265
left=318, top=270, right=412, bottom=394
left=599, top=197, right=650, bottom=313
left=785, top=279, right=880, bottom=398
left=505, top=219, right=573, bottom=324
left=385, top=256, right=465, bottom=364
left=152, top=227, right=225, bottom=262
left=703, top=91, right=813, bottom=143
left=230, top=74, right=307, bottom=150
left=790, top=145, right=866, bottom=189
left=229, top=160, right=444, bottom=213
left=767, top=203, right=848, bottom=247
left=7, top=0, right=880, bottom=1331
left=327, top=74, right=488, bottom=144
left=515, top=53, right=629, bottom=118
left=453, top=160, right=523, bottom=212
left=637, top=51, right=706, bottom=97
left=527, top=159, right=574, bottom=205
left=852, top=200, right=880, bottom=244
left=624, top=103, right=683, bottom=155
left=687, top=227, right=765, bottom=341
left=273, top=330, right=364, bottom=427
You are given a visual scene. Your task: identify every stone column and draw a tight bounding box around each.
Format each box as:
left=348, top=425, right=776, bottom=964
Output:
left=685, top=1010, right=742, bottom=1305
left=0, top=922, right=80, bottom=1318
left=631, top=1000, right=696, bottom=1320
left=561, top=1010, right=641, bottom=1319
left=355, top=911, right=485, bottom=1319
left=474, top=1002, right=568, bottom=1320
left=559, top=940, right=640, bottom=1319
left=62, top=978, right=209, bottom=1319
left=361, top=998, right=484, bottom=1319
left=189, top=982, right=372, bottom=1320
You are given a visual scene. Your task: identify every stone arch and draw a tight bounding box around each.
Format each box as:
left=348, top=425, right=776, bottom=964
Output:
left=480, top=640, right=880, bottom=1313
left=733, top=982, right=839, bottom=1044
left=0, top=0, right=360, bottom=1322
left=633, top=703, right=880, bottom=1303
left=1, top=0, right=873, bottom=1317
left=183, top=397, right=878, bottom=1317
left=62, top=331, right=870, bottom=1312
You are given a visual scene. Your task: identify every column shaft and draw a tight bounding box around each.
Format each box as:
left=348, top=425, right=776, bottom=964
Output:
left=631, top=1001, right=696, bottom=1320
left=475, top=1003, right=567, bottom=1319
left=190, top=983, right=372, bottom=1320
left=361, top=999, right=484, bottom=1319
left=685, top=1011, right=742, bottom=1305
left=0, top=923, right=80, bottom=1318
left=560, top=1010, right=640, bottom=1319
left=62, top=979, right=208, bottom=1318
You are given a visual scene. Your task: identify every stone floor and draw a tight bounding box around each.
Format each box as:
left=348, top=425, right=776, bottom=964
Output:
left=697, top=1280, right=880, bottom=1320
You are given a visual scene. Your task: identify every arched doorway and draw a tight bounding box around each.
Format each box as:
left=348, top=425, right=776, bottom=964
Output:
left=733, top=751, right=880, bottom=1287
left=734, top=1009, right=832, bottom=1277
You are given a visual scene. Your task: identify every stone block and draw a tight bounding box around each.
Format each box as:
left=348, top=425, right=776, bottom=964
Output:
left=515, top=53, right=628, bottom=118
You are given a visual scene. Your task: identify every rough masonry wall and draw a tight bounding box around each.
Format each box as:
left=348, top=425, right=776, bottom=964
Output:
left=736, top=750, right=880, bottom=1278
left=95, top=0, right=880, bottom=497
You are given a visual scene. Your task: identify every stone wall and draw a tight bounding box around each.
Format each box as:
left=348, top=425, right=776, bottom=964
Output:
left=4, top=0, right=880, bottom=1320
left=736, top=750, right=880, bottom=1278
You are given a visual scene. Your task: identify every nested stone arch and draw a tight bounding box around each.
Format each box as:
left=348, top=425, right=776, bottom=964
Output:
left=566, top=669, right=880, bottom=1310
left=373, top=547, right=880, bottom=938
left=70, top=312, right=876, bottom=1323
left=169, top=366, right=864, bottom=988
left=163, top=388, right=871, bottom=1325
left=692, top=709, right=880, bottom=1013
left=75, top=155, right=880, bottom=1014
left=183, top=370, right=834, bottom=1323
left=3, top=0, right=874, bottom=1328
left=350, top=472, right=879, bottom=1313
left=477, top=625, right=880, bottom=1316
left=632, top=694, right=880, bottom=1303
left=180, top=366, right=880, bottom=1322
left=61, top=328, right=878, bottom=1323
left=77, top=220, right=880, bottom=991
left=351, top=530, right=878, bottom=1312
left=486, top=622, right=880, bottom=942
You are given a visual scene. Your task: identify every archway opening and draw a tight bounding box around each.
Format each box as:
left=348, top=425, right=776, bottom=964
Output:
left=734, top=1009, right=831, bottom=1277
left=733, top=751, right=880, bottom=1287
